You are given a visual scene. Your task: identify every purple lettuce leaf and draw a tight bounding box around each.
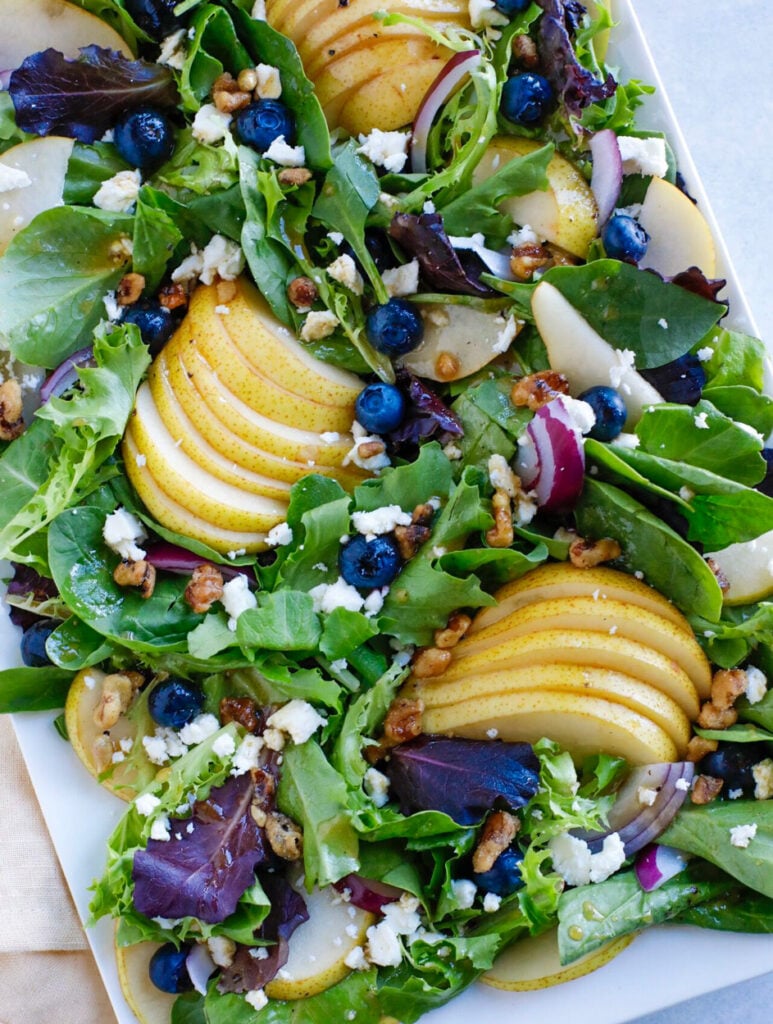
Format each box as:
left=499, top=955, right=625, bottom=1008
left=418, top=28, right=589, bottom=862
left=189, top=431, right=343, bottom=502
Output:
left=667, top=267, right=727, bottom=305
left=385, top=736, right=540, bottom=825
left=218, top=874, right=309, bottom=993
left=132, top=773, right=271, bottom=925
left=388, top=371, right=464, bottom=447
left=9, top=46, right=178, bottom=143
left=536, top=0, right=616, bottom=118
left=6, top=564, right=59, bottom=628
left=388, top=213, right=495, bottom=298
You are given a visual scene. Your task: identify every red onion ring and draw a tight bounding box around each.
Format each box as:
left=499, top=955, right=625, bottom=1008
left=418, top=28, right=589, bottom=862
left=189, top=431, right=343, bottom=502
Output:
left=514, top=396, right=586, bottom=510
left=590, top=128, right=623, bottom=227
left=39, top=345, right=96, bottom=403
left=411, top=50, right=481, bottom=174
left=144, top=542, right=257, bottom=585
left=634, top=843, right=691, bottom=892
left=333, top=874, right=402, bottom=914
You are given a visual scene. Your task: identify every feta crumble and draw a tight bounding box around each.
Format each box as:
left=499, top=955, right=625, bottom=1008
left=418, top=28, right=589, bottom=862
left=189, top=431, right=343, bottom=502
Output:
left=451, top=879, right=477, bottom=910
left=212, top=733, right=236, bottom=759
left=266, top=699, right=326, bottom=745
left=753, top=759, right=773, bottom=800
left=135, top=793, right=162, bottom=817
left=244, top=989, right=268, bottom=1011
left=309, top=576, right=365, bottom=614
left=351, top=504, right=411, bottom=538
left=327, top=253, right=364, bottom=295
left=192, top=103, right=232, bottom=145
left=158, top=29, right=187, bottom=70
left=103, top=507, right=147, bottom=561
left=383, top=259, right=420, bottom=298
left=483, top=892, right=502, bottom=913
left=745, top=666, right=768, bottom=704
left=617, top=135, right=669, bottom=178
left=696, top=346, right=714, bottom=362
left=221, top=574, right=257, bottom=630
left=231, top=734, right=264, bottom=777
left=549, top=831, right=626, bottom=885
left=266, top=521, right=293, bottom=547
left=344, top=945, right=368, bottom=970
left=468, top=0, right=508, bottom=30
left=150, top=815, right=171, bottom=842
left=255, top=63, right=282, bottom=99
left=93, top=170, right=141, bottom=213
left=729, top=823, right=758, bottom=848
left=492, top=314, right=518, bottom=355
left=357, top=128, right=410, bottom=174
left=208, top=936, right=237, bottom=969
left=0, top=162, right=32, bottom=192
left=694, top=411, right=709, bottom=429
left=609, top=348, right=637, bottom=393
left=364, top=767, right=390, bottom=807
left=366, top=920, right=403, bottom=967
left=264, top=135, right=306, bottom=167
left=178, top=714, right=220, bottom=746
left=300, top=310, right=339, bottom=342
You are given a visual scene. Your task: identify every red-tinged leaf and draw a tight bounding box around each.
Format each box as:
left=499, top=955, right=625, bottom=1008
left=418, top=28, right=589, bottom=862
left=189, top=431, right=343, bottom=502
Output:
left=388, top=213, right=495, bottom=298
left=536, top=0, right=616, bottom=118
left=9, top=46, right=178, bottom=143
left=132, top=772, right=272, bottom=925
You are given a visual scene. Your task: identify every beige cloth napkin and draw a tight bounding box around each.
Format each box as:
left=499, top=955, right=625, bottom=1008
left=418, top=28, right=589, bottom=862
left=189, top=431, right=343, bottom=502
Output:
left=0, top=717, right=117, bottom=1024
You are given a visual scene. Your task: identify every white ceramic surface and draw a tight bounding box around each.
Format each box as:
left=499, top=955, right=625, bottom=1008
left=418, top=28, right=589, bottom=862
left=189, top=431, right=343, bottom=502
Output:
left=6, top=1, right=773, bottom=1022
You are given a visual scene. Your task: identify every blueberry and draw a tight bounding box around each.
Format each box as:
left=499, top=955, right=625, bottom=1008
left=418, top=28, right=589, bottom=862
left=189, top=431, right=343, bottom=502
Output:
left=698, top=741, right=770, bottom=795
left=366, top=299, right=424, bottom=358
left=473, top=846, right=524, bottom=897
left=494, top=0, right=531, bottom=12
left=355, top=383, right=407, bottom=435
left=113, top=107, right=176, bottom=174
left=578, top=385, right=628, bottom=442
left=234, top=99, right=295, bottom=153
left=20, top=618, right=61, bottom=667
left=339, top=535, right=403, bottom=590
left=124, top=0, right=182, bottom=40
left=148, top=943, right=193, bottom=994
left=602, top=213, right=649, bottom=263
left=640, top=353, right=706, bottom=406
left=122, top=302, right=175, bottom=355
left=148, top=678, right=205, bottom=729
left=500, top=73, right=553, bottom=126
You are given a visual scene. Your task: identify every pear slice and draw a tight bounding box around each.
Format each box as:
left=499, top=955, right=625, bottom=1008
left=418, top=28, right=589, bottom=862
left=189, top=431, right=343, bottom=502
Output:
left=705, top=529, right=773, bottom=606
left=422, top=689, right=678, bottom=764
left=303, top=22, right=457, bottom=79
left=470, top=563, right=691, bottom=634
left=400, top=305, right=523, bottom=382
left=0, top=137, right=74, bottom=254
left=0, top=0, right=132, bottom=72
left=115, top=939, right=176, bottom=1024
left=334, top=58, right=448, bottom=135
left=638, top=176, right=717, bottom=278
left=532, top=280, right=663, bottom=424
left=483, top=927, right=634, bottom=991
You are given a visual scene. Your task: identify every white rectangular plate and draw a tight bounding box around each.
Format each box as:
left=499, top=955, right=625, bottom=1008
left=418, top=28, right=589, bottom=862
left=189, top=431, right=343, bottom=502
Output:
left=6, top=1, right=772, bottom=1021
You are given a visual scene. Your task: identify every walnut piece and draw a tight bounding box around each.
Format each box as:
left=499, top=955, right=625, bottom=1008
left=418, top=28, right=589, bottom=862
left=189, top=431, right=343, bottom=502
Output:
left=509, top=243, right=552, bottom=282
left=383, top=696, right=424, bottom=744
left=287, top=276, right=319, bottom=309
left=117, top=272, right=145, bottom=306
left=185, top=563, right=225, bottom=614
left=265, top=811, right=303, bottom=861
left=686, top=735, right=718, bottom=762
left=0, top=379, right=25, bottom=441
left=219, top=696, right=260, bottom=733
left=411, top=647, right=452, bottom=679
left=93, top=672, right=138, bottom=730
left=159, top=282, right=188, bottom=311
left=690, top=774, right=724, bottom=805
left=278, top=167, right=313, bottom=187
left=705, top=557, right=730, bottom=594
left=486, top=489, right=514, bottom=549
left=472, top=810, right=520, bottom=873
left=434, top=612, right=472, bottom=650
left=709, top=668, right=747, bottom=711
left=113, top=559, right=156, bottom=599
left=696, top=701, right=738, bottom=731
left=569, top=536, right=622, bottom=569
left=511, top=33, right=539, bottom=68
left=394, top=523, right=431, bottom=560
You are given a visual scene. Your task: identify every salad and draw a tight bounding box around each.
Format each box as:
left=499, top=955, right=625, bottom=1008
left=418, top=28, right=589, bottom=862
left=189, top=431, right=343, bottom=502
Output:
left=1, top=0, right=773, bottom=1022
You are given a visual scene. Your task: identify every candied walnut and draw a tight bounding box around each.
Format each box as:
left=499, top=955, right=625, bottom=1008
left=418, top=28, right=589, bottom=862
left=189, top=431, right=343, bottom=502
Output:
left=0, top=379, right=24, bottom=441
left=696, top=701, right=738, bottom=730
left=93, top=672, right=136, bottom=730
left=214, top=88, right=252, bottom=113
left=278, top=167, right=313, bottom=187
left=472, top=810, right=520, bottom=873
left=434, top=612, right=472, bottom=650
left=237, top=67, right=259, bottom=92
left=250, top=767, right=276, bottom=827
left=412, top=502, right=436, bottom=528
left=411, top=647, right=452, bottom=678
left=212, top=72, right=239, bottom=94
left=511, top=33, right=539, bottom=67
left=710, top=668, right=747, bottom=711
left=509, top=242, right=551, bottom=282
left=705, top=557, right=730, bottom=593
left=250, top=804, right=268, bottom=828
left=116, top=272, right=145, bottom=306
left=486, top=489, right=514, bottom=549
left=92, top=735, right=115, bottom=773
left=394, top=523, right=431, bottom=560
left=434, top=351, right=461, bottom=381
left=510, top=370, right=569, bottom=410
left=113, top=559, right=156, bottom=599
left=383, top=697, right=424, bottom=744
left=159, top=282, right=188, bottom=311
left=220, top=696, right=260, bottom=733
left=265, top=811, right=303, bottom=861
left=686, top=735, right=718, bottom=762
left=544, top=243, right=577, bottom=267
left=690, top=774, right=724, bottom=805
left=216, top=279, right=237, bottom=304
left=569, top=536, right=622, bottom=569
left=358, top=440, right=386, bottom=460
left=185, top=563, right=224, bottom=614
left=287, top=276, right=319, bottom=309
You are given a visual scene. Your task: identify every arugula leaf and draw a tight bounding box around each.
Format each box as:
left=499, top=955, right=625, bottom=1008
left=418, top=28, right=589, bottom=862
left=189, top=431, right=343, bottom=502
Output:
left=0, top=207, right=133, bottom=366
left=0, top=665, right=74, bottom=712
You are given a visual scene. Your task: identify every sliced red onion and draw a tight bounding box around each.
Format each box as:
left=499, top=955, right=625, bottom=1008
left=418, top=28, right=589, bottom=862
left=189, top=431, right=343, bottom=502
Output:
left=514, top=396, right=585, bottom=511
left=589, top=129, right=623, bottom=227
left=333, top=874, right=402, bottom=914
left=448, top=234, right=516, bottom=281
left=186, top=942, right=216, bottom=996
left=573, top=762, right=695, bottom=857
left=144, top=542, right=257, bottom=585
left=634, top=843, right=691, bottom=892
left=39, top=345, right=96, bottom=403
left=411, top=49, right=481, bottom=174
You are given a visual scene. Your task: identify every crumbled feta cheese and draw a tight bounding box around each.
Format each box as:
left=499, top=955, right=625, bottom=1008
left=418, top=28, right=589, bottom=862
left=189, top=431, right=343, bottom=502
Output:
left=208, top=936, right=237, bottom=969
left=383, top=259, right=420, bottom=298
left=357, top=128, right=410, bottom=174
left=103, top=507, right=147, bottom=561
left=613, top=432, right=640, bottom=449
left=320, top=431, right=341, bottom=445
left=637, top=786, right=658, bottom=807
left=343, top=420, right=391, bottom=472
left=327, top=231, right=344, bottom=246
left=657, top=317, right=669, bottom=329
left=135, top=793, right=162, bottom=817
left=378, top=191, right=400, bottom=209
left=150, top=815, right=171, bottom=842
left=93, top=169, right=141, bottom=213
left=507, top=223, right=539, bottom=246
left=221, top=574, right=257, bottom=630
left=383, top=894, right=421, bottom=935
left=728, top=788, right=743, bottom=800
left=366, top=920, right=403, bottom=967
left=443, top=442, right=463, bottom=461
left=675, top=777, right=691, bottom=792
left=309, top=576, right=365, bottom=614
left=678, top=486, right=695, bottom=502
left=200, top=235, right=244, bottom=284
left=364, top=767, right=390, bottom=807
left=255, top=63, right=282, bottom=99
left=266, top=521, right=293, bottom=547
left=696, top=346, right=714, bottom=362
left=249, top=947, right=270, bottom=960
left=327, top=254, right=364, bottom=295
left=214, top=304, right=230, bottom=315
left=192, top=103, right=232, bottom=145
left=158, top=29, right=187, bottom=70
left=142, top=733, right=170, bottom=766
left=264, top=135, right=306, bottom=167
left=451, top=879, right=477, bottom=910
left=468, top=0, right=508, bottom=30
left=178, top=714, right=220, bottom=746
left=729, top=823, right=758, bottom=848
left=212, top=733, right=236, bottom=759
left=492, top=314, right=518, bottom=355
left=103, top=290, right=122, bottom=322
left=694, top=411, right=709, bottom=429
left=344, top=945, right=368, bottom=970
left=486, top=728, right=499, bottom=739
left=617, top=135, right=669, bottom=178
left=244, top=988, right=268, bottom=1011
left=0, top=162, right=32, bottom=192
left=483, top=892, right=502, bottom=912
left=363, top=587, right=386, bottom=618
left=448, top=232, right=487, bottom=250
left=549, top=832, right=626, bottom=885
left=351, top=504, right=412, bottom=538
left=300, top=310, right=339, bottom=342
left=609, top=348, right=637, bottom=393
left=251, top=0, right=266, bottom=18
left=561, top=395, right=597, bottom=436
left=266, top=699, right=326, bottom=745
left=745, top=666, right=768, bottom=704
left=263, top=727, right=285, bottom=752
left=231, top=734, right=264, bottom=777
left=753, top=759, right=773, bottom=800
left=488, top=454, right=518, bottom=498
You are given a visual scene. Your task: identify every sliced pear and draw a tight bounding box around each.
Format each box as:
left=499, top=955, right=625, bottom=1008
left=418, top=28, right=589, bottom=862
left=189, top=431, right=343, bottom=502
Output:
left=334, top=58, right=447, bottom=134
left=400, top=305, right=523, bottom=382
left=471, top=563, right=691, bottom=634
left=115, top=939, right=176, bottom=1024
left=483, top=926, right=634, bottom=991
left=409, top=663, right=691, bottom=752
left=423, top=689, right=679, bottom=764
left=638, top=176, right=717, bottom=278
left=431, top=628, right=700, bottom=718
left=473, top=136, right=598, bottom=258
left=304, top=22, right=457, bottom=79
left=532, top=280, right=663, bottom=425
left=0, top=0, right=132, bottom=71
left=458, top=595, right=712, bottom=698
left=705, top=529, right=773, bottom=606
left=0, top=137, right=74, bottom=254
left=265, top=886, right=374, bottom=1000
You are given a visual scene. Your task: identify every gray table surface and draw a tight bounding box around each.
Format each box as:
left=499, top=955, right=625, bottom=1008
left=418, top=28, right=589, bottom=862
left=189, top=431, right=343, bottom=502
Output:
left=626, top=6, right=772, bottom=1020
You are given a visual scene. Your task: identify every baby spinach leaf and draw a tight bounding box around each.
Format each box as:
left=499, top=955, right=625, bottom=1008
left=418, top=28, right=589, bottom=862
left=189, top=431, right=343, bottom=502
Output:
left=438, top=542, right=549, bottom=590
left=698, top=326, right=767, bottom=390
left=0, top=206, right=133, bottom=366
left=675, top=889, right=773, bottom=933
left=0, top=665, right=74, bottom=712
left=236, top=591, right=321, bottom=653
left=574, top=479, right=723, bottom=621
left=686, top=491, right=773, bottom=550
left=47, top=616, right=115, bottom=670
left=703, top=385, right=773, bottom=439
left=738, top=688, right=773, bottom=733
left=179, top=3, right=251, bottom=111
left=63, top=141, right=131, bottom=205
left=694, top=723, right=773, bottom=743
left=132, top=191, right=184, bottom=291
left=543, top=260, right=725, bottom=368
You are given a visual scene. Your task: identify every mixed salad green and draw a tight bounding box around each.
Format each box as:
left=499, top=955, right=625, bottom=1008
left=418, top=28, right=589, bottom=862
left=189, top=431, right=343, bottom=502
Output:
left=2, top=0, right=773, bottom=1021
